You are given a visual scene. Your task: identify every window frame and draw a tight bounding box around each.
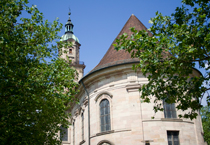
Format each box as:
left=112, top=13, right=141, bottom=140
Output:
left=167, top=131, right=180, bottom=145
left=96, top=93, right=113, bottom=134
left=100, top=99, right=111, bottom=132
left=60, top=125, right=68, bottom=142
left=73, top=122, right=75, bottom=145
left=81, top=112, right=84, bottom=140
left=163, top=99, right=177, bottom=118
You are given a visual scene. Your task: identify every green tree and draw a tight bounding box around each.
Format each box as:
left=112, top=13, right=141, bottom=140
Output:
left=201, top=106, right=210, bottom=144
left=114, top=0, right=210, bottom=119
left=0, top=0, right=77, bottom=144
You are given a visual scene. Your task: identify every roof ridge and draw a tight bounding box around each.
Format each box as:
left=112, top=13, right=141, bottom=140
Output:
left=117, top=14, right=149, bottom=37
left=117, top=14, right=135, bottom=38
left=89, top=14, right=150, bottom=73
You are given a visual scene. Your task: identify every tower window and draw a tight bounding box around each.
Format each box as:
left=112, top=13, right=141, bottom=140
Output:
left=60, top=125, right=68, bottom=141
left=163, top=99, right=176, bottom=118
left=69, top=49, right=72, bottom=54
left=167, top=131, right=179, bottom=145
left=100, top=99, right=111, bottom=132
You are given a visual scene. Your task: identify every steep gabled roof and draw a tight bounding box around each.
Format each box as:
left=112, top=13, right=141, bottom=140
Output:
left=90, top=14, right=152, bottom=73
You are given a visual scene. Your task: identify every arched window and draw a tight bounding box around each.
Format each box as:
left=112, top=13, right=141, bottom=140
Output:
left=97, top=140, right=113, bottom=145
left=100, top=143, right=111, bottom=145
left=100, top=99, right=110, bottom=132
left=60, top=125, right=68, bottom=141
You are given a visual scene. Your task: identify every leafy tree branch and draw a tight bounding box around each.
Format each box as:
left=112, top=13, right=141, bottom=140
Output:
left=114, top=0, right=210, bottom=119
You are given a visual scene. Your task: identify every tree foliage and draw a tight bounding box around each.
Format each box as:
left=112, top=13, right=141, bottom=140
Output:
left=200, top=106, right=210, bottom=144
left=114, top=0, right=210, bottom=119
left=0, top=0, right=78, bottom=144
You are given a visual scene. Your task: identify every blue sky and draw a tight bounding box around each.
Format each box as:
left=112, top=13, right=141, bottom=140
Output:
left=25, top=0, right=207, bottom=105
left=27, top=0, right=183, bottom=74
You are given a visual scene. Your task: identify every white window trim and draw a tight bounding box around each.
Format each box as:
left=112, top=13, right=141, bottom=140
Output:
left=96, top=93, right=113, bottom=133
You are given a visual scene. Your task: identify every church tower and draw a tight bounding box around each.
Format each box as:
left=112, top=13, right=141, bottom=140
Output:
left=60, top=12, right=85, bottom=80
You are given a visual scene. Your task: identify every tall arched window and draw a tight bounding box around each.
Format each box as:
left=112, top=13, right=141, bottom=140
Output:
left=100, top=99, right=110, bottom=132
left=60, top=125, right=68, bottom=141
left=73, top=122, right=75, bottom=145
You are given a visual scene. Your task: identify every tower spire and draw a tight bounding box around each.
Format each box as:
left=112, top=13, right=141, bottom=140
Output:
left=68, top=7, right=71, bottom=20
left=65, top=9, right=74, bottom=34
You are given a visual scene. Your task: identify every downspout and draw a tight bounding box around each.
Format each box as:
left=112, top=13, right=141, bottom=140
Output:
left=81, top=81, right=90, bottom=145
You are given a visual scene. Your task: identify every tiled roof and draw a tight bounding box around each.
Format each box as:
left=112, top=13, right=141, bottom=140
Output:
left=90, top=14, right=152, bottom=73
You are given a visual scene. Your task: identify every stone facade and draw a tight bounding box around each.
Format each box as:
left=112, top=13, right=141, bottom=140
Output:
left=60, top=63, right=206, bottom=145
left=60, top=39, right=85, bottom=81
left=59, top=14, right=207, bottom=145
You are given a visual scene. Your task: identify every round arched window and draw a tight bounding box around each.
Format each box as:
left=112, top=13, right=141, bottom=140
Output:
left=97, top=140, right=114, bottom=145
left=100, top=99, right=110, bottom=132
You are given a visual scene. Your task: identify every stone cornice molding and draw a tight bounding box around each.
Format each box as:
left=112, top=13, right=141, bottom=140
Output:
left=79, top=140, right=85, bottom=145
left=81, top=105, right=86, bottom=111
left=70, top=118, right=75, bottom=124
left=83, top=96, right=88, bottom=107
left=74, top=109, right=79, bottom=117
left=142, top=118, right=194, bottom=124
left=91, top=128, right=131, bottom=139
left=126, top=83, right=141, bottom=92
left=78, top=107, right=83, bottom=115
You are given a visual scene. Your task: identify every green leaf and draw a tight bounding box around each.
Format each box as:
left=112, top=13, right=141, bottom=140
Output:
left=0, top=0, right=78, bottom=144
left=114, top=0, right=209, bottom=120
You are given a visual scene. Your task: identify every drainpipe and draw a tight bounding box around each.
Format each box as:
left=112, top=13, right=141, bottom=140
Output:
left=81, top=81, right=90, bottom=145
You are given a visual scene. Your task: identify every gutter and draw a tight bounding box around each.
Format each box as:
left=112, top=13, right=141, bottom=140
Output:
left=79, top=61, right=141, bottom=84
left=79, top=61, right=203, bottom=85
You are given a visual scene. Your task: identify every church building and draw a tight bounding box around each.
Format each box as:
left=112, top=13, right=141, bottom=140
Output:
left=59, top=12, right=207, bottom=145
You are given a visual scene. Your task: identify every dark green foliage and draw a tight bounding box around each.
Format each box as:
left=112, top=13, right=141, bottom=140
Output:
left=114, top=0, right=210, bottom=119
left=0, top=0, right=78, bottom=144
left=201, top=106, right=210, bottom=144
